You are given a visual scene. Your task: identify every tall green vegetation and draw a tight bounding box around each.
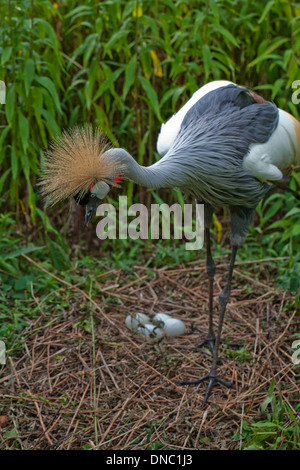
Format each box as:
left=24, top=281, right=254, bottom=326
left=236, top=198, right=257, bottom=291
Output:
left=0, top=0, right=299, bottom=223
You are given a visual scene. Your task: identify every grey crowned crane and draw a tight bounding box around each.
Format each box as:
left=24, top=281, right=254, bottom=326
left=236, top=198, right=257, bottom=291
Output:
left=40, top=80, right=300, bottom=405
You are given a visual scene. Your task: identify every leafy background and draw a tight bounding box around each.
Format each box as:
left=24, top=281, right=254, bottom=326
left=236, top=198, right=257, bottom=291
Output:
left=0, top=0, right=300, bottom=450
left=1, top=0, right=300, bottom=215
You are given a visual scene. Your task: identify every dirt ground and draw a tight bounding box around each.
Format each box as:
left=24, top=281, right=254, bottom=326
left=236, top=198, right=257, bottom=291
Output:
left=0, top=255, right=298, bottom=450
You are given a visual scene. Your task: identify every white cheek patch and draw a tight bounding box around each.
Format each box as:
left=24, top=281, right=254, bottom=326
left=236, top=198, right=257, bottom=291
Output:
left=91, top=181, right=110, bottom=199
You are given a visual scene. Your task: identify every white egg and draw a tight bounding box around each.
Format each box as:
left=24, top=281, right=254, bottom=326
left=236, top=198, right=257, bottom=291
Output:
left=136, top=313, right=150, bottom=325
left=162, top=318, right=186, bottom=337
left=125, top=313, right=150, bottom=331
left=125, top=315, right=136, bottom=330
left=126, top=312, right=185, bottom=338
left=137, top=323, right=164, bottom=338
left=153, top=313, right=172, bottom=323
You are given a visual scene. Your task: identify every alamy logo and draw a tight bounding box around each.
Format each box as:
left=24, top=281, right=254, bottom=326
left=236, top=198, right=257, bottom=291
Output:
left=291, top=340, right=300, bottom=365
left=292, top=80, right=300, bottom=105
left=95, top=196, right=205, bottom=250
left=0, top=81, right=6, bottom=104
left=0, top=340, right=6, bottom=365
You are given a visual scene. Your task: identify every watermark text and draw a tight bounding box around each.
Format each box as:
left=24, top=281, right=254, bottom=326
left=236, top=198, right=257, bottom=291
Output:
left=95, top=197, right=204, bottom=250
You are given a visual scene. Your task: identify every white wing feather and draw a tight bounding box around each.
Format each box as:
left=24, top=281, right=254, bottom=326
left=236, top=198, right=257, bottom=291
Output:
left=156, top=80, right=234, bottom=156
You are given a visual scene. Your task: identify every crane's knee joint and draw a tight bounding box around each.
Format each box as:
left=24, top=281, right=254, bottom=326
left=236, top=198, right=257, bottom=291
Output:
left=219, top=290, right=230, bottom=308
left=230, top=233, right=246, bottom=246
left=206, top=262, right=216, bottom=279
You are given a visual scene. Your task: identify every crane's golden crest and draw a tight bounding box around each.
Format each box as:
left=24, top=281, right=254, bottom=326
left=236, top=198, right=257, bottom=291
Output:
left=39, top=126, right=125, bottom=206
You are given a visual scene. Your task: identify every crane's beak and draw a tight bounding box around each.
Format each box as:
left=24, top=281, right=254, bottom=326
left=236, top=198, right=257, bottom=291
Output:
left=85, top=195, right=102, bottom=226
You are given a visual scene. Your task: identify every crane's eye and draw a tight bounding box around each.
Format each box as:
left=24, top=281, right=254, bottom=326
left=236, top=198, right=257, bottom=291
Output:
left=73, top=191, right=91, bottom=206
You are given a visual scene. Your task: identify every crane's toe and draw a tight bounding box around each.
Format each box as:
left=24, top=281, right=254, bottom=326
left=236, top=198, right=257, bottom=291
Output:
left=194, top=336, right=241, bottom=356
left=179, top=372, right=233, bottom=407
left=195, top=336, right=216, bottom=355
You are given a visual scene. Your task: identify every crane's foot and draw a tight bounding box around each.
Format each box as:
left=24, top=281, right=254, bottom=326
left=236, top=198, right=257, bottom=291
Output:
left=180, top=372, right=233, bottom=407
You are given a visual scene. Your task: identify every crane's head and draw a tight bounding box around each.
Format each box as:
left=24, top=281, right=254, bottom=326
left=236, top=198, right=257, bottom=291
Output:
left=39, top=126, right=125, bottom=225
left=74, top=176, right=123, bottom=225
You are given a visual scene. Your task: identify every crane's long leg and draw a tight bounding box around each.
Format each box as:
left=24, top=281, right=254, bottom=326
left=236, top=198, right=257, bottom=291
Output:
left=196, top=208, right=240, bottom=354
left=181, top=244, right=238, bottom=406
left=196, top=226, right=216, bottom=354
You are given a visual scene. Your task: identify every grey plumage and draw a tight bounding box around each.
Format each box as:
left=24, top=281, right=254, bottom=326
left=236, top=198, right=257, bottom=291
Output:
left=155, top=85, right=278, bottom=209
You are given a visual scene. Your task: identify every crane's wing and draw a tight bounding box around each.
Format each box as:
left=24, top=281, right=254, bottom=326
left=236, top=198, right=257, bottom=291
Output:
left=156, top=80, right=233, bottom=156
left=180, top=84, right=279, bottom=145
left=178, top=84, right=300, bottom=181
left=174, top=84, right=295, bottom=180
left=155, top=83, right=299, bottom=207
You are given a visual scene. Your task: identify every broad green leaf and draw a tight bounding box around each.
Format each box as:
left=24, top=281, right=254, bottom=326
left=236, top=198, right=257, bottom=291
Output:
left=11, top=145, right=18, bottom=181
left=34, top=76, right=62, bottom=114
left=18, top=110, right=29, bottom=153
left=123, top=55, right=137, bottom=100
left=24, top=59, right=35, bottom=97
left=141, top=49, right=152, bottom=80
left=139, top=76, right=163, bottom=122
left=0, top=168, right=11, bottom=194
left=93, top=68, right=124, bottom=101
left=1, top=46, right=12, bottom=65
left=211, top=25, right=239, bottom=47
left=0, top=126, right=10, bottom=149
left=103, top=30, right=129, bottom=56
left=35, top=107, right=61, bottom=136
left=262, top=199, right=283, bottom=225
left=14, top=275, right=36, bottom=291
left=3, top=245, right=44, bottom=259
left=82, top=34, right=98, bottom=68
left=64, top=5, right=93, bottom=20
left=202, top=44, right=211, bottom=80
left=248, top=38, right=289, bottom=67
left=271, top=78, right=285, bottom=100
left=47, top=238, right=70, bottom=271
left=20, top=152, right=30, bottom=180
left=142, top=15, right=159, bottom=37
left=284, top=207, right=300, bottom=218
left=287, top=55, right=299, bottom=87
left=5, top=85, right=15, bottom=127
left=122, top=0, right=136, bottom=19
left=34, top=18, right=60, bottom=54
left=258, top=0, right=275, bottom=24
left=0, top=258, right=18, bottom=276
left=27, top=179, right=36, bottom=224
left=160, top=86, right=185, bottom=109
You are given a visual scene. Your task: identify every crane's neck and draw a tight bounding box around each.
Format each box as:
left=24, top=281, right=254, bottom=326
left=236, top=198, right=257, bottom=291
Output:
left=108, top=148, right=175, bottom=189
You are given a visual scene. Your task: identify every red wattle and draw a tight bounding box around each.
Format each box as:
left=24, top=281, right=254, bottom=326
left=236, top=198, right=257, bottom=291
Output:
left=112, top=174, right=124, bottom=188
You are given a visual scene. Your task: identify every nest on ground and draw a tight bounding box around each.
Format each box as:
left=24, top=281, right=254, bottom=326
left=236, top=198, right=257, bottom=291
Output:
left=0, top=255, right=298, bottom=450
